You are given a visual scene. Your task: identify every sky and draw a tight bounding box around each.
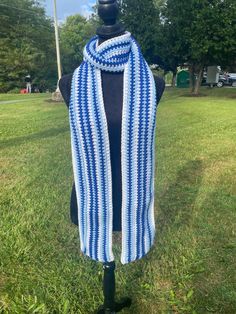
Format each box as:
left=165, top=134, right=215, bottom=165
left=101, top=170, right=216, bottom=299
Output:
left=43, top=0, right=96, bottom=21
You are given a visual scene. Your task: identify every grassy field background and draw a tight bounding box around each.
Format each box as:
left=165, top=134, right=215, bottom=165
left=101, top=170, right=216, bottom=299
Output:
left=0, top=87, right=236, bottom=313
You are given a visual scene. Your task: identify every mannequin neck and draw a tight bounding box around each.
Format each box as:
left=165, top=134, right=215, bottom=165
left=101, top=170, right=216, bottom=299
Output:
left=97, top=23, right=125, bottom=42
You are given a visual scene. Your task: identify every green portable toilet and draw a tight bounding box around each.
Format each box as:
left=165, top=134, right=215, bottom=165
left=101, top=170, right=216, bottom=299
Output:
left=177, top=70, right=190, bottom=88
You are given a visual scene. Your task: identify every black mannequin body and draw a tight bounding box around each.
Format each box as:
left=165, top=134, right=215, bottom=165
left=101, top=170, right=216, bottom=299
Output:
left=59, top=55, right=165, bottom=231
left=59, top=1, right=165, bottom=312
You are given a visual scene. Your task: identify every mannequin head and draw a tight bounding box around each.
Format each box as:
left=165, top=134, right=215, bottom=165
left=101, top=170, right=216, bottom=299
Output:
left=96, top=0, right=125, bottom=39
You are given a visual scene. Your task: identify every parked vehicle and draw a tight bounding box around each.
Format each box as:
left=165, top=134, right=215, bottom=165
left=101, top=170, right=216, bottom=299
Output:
left=201, top=73, right=236, bottom=87
left=227, top=73, right=236, bottom=87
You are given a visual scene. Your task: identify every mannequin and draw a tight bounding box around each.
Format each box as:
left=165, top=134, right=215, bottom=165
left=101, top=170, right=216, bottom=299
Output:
left=59, top=0, right=165, bottom=312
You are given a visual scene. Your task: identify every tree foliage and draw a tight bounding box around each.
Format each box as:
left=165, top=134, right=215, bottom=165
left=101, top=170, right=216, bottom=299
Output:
left=160, top=0, right=236, bottom=93
left=120, top=0, right=161, bottom=64
left=0, top=0, right=57, bottom=92
left=1, top=0, right=235, bottom=94
left=59, top=14, right=98, bottom=75
left=120, top=0, right=236, bottom=94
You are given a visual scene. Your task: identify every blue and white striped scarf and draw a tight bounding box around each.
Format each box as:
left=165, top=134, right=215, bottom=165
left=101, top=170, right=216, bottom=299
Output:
left=69, top=31, right=157, bottom=264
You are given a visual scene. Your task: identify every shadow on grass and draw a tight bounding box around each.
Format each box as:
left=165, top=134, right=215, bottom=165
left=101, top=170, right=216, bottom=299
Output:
left=191, top=184, right=236, bottom=313
left=180, top=87, right=236, bottom=99
left=116, top=159, right=204, bottom=311
left=157, top=158, right=204, bottom=232
left=1, top=126, right=69, bottom=149
left=180, top=93, right=208, bottom=97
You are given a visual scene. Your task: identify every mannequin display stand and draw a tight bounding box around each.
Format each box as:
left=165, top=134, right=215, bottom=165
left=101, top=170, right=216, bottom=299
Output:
left=95, top=262, right=132, bottom=314
left=59, top=1, right=165, bottom=313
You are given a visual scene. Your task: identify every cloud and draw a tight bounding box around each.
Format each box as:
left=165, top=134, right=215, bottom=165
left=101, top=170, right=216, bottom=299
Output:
left=81, top=3, right=94, bottom=19
left=44, top=0, right=96, bottom=20
left=81, top=5, right=92, bottom=19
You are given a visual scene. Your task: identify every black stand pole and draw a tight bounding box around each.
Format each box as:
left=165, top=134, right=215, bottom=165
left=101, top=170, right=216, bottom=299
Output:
left=95, top=2, right=132, bottom=312
left=95, top=261, right=132, bottom=313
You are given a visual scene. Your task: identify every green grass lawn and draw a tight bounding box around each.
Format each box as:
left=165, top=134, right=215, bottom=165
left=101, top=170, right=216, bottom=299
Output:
left=0, top=87, right=236, bottom=313
left=0, top=93, right=48, bottom=102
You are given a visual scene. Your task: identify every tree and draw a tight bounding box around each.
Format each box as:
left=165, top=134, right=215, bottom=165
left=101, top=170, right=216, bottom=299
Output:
left=59, top=14, right=98, bottom=75
left=120, top=0, right=161, bottom=64
left=119, top=0, right=184, bottom=85
left=161, top=0, right=236, bottom=94
left=151, top=0, right=188, bottom=86
left=0, top=0, right=57, bottom=92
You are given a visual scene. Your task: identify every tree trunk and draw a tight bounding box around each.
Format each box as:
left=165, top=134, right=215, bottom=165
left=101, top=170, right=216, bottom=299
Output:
left=189, top=64, right=195, bottom=93
left=171, top=70, right=177, bottom=87
left=193, top=65, right=204, bottom=95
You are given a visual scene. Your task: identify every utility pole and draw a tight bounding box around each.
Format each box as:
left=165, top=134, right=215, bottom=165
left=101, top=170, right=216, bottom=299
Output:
left=53, top=0, right=62, bottom=81
left=52, top=0, right=63, bottom=101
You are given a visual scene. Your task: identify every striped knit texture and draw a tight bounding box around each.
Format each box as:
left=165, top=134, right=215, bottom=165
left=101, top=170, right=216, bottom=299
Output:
left=69, top=31, right=157, bottom=264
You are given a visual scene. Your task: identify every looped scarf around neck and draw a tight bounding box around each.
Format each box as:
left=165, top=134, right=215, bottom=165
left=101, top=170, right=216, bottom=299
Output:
left=69, top=31, right=157, bottom=264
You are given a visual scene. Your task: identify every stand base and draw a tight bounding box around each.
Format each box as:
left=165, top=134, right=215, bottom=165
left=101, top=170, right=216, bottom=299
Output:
left=51, top=87, right=63, bottom=102
left=95, top=297, right=132, bottom=314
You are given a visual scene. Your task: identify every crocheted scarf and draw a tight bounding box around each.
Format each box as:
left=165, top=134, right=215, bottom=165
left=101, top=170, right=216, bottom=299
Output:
left=69, top=31, right=157, bottom=265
